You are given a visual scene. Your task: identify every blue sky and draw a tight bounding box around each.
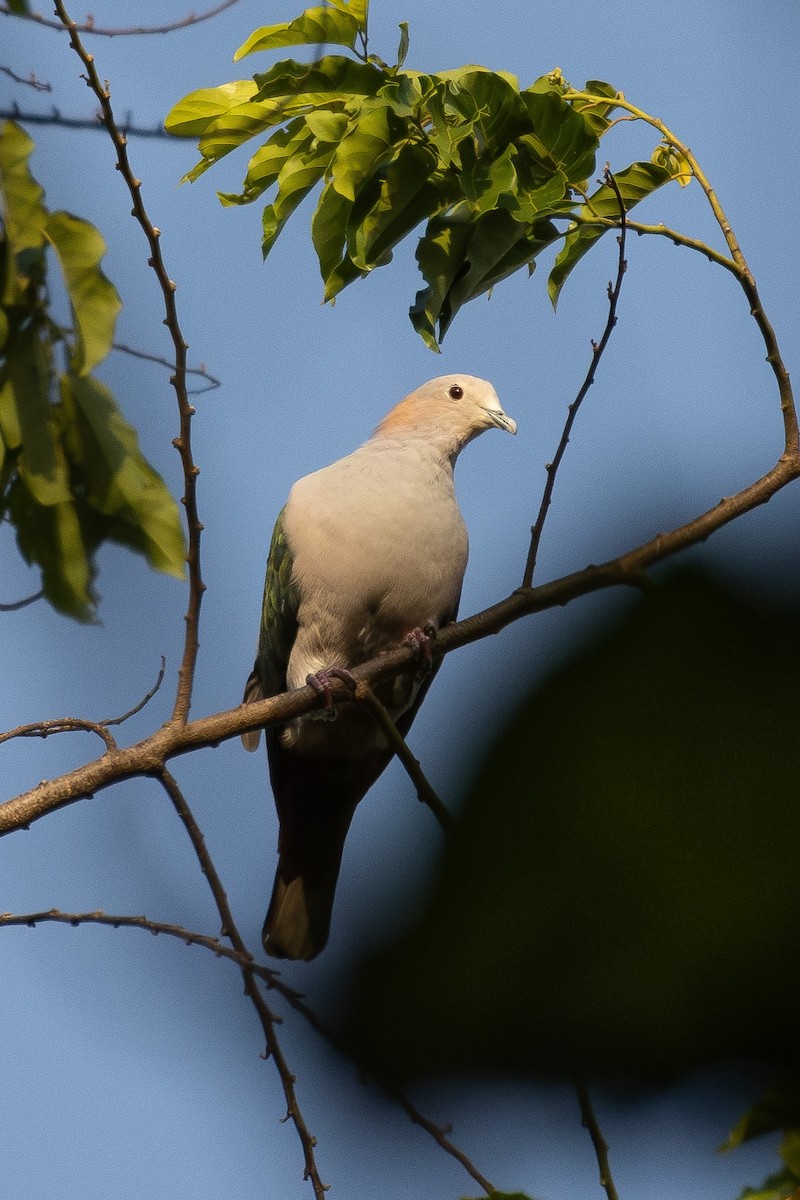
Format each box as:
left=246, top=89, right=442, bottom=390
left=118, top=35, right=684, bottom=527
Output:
left=2, top=1, right=800, bottom=1197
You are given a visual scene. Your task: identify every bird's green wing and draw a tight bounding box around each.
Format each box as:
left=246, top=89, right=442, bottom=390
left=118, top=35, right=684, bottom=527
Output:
left=242, top=506, right=299, bottom=750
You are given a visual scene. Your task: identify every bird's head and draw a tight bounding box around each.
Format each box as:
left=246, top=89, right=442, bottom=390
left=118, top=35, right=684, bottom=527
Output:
left=374, top=375, right=517, bottom=456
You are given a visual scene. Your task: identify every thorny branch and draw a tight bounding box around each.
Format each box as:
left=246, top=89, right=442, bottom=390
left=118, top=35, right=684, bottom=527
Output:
left=523, top=165, right=628, bottom=588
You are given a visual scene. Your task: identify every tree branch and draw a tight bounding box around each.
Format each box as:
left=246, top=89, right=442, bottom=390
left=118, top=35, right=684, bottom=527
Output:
left=157, top=769, right=328, bottom=1200
left=3, top=436, right=798, bottom=837
left=0, top=906, right=497, bottom=1195
left=52, top=0, right=206, bottom=724
left=576, top=1079, right=620, bottom=1200
left=0, top=105, right=176, bottom=138
left=355, top=681, right=454, bottom=833
left=2, top=0, right=243, bottom=36
left=523, top=165, right=628, bottom=587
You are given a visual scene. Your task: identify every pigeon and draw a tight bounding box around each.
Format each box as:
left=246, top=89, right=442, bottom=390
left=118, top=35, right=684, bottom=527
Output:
left=242, top=374, right=517, bottom=960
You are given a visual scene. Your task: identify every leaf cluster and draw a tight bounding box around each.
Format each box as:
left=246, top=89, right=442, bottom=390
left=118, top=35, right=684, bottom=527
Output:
left=0, top=120, right=186, bottom=619
left=166, top=1, right=688, bottom=349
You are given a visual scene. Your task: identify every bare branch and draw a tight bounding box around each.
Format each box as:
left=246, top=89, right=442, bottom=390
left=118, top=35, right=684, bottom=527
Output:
left=0, top=104, right=175, bottom=138
left=0, top=64, right=51, bottom=90
left=0, top=588, right=44, bottom=611
left=0, top=906, right=498, bottom=1194
left=523, top=165, right=628, bottom=588
left=2, top=0, right=243, bottom=36
left=52, top=0, right=205, bottom=723
left=111, top=342, right=221, bottom=394
left=104, top=657, right=167, bottom=727
left=2, top=428, right=800, bottom=837
left=576, top=1079, right=621, bottom=1200
left=156, top=769, right=328, bottom=1200
left=355, top=681, right=454, bottom=833
left=0, top=716, right=117, bottom=751
left=0, top=659, right=165, bottom=749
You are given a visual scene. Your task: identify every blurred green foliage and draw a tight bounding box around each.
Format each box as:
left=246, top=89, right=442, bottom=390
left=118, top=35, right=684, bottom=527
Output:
left=343, top=570, right=800, bottom=1088
left=0, top=120, right=186, bottom=619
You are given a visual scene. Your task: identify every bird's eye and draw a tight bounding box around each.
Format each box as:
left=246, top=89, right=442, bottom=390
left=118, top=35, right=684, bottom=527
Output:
left=448, top=385, right=464, bottom=400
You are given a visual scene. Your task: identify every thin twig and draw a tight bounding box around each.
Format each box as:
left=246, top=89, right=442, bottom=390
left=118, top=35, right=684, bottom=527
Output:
left=0, top=906, right=496, bottom=1195
left=523, top=165, right=628, bottom=587
left=112, top=342, right=220, bottom=394
left=0, top=65, right=51, bottom=90
left=2, top=0, right=242, bottom=36
left=103, top=657, right=166, bottom=726
left=576, top=1079, right=621, bottom=1200
left=0, top=588, right=44, bottom=611
left=156, top=769, right=328, bottom=1200
left=0, top=717, right=117, bottom=751
left=52, top=0, right=206, bottom=724
left=0, top=105, right=175, bottom=138
left=355, top=681, right=454, bottom=833
left=0, top=659, right=166, bottom=748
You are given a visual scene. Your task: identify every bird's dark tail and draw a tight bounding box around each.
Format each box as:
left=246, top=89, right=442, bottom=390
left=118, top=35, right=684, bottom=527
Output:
left=263, top=743, right=390, bottom=960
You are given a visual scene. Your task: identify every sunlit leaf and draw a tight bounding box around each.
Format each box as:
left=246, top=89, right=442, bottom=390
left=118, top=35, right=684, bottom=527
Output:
left=234, top=7, right=360, bottom=60
left=45, top=212, right=121, bottom=375
left=164, top=80, right=260, bottom=138
left=330, top=102, right=395, bottom=201
left=522, top=87, right=600, bottom=182
left=261, top=137, right=335, bottom=256
left=218, top=117, right=312, bottom=206
left=326, top=0, right=368, bottom=24
left=252, top=56, right=383, bottom=105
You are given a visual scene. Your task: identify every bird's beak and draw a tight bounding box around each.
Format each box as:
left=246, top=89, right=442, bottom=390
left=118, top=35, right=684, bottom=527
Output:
left=483, top=406, right=517, bottom=435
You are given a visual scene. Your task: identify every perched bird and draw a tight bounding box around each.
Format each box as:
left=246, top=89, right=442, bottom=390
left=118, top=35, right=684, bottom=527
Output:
left=242, top=374, right=517, bottom=960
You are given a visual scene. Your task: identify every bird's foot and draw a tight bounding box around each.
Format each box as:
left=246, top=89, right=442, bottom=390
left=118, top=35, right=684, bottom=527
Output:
left=306, top=667, right=357, bottom=720
left=403, top=623, right=436, bottom=672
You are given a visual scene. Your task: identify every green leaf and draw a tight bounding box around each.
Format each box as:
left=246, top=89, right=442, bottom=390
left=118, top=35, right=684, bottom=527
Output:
left=722, top=1085, right=800, bottom=1152
left=411, top=208, right=559, bottom=348
left=261, top=136, right=335, bottom=256
left=0, top=119, right=47, bottom=305
left=312, top=179, right=359, bottom=299
left=734, top=1169, right=800, bottom=1200
left=548, top=160, right=674, bottom=308
left=461, top=143, right=518, bottom=214
left=348, top=140, right=441, bottom=272
left=45, top=211, right=121, bottom=375
left=522, top=87, right=600, bottom=183
left=7, top=478, right=96, bottom=620
left=395, top=22, right=410, bottom=71
left=326, top=0, right=368, bottom=24
left=218, top=117, right=312, bottom=206
left=59, top=372, right=186, bottom=579
left=252, top=55, right=383, bottom=105
left=3, top=324, right=70, bottom=505
left=330, top=101, right=395, bottom=201
left=409, top=213, right=473, bottom=351
left=234, top=7, right=360, bottom=60
left=164, top=80, right=260, bottom=138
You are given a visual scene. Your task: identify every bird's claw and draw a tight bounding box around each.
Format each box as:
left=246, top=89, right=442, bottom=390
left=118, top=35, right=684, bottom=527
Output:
left=403, top=623, right=435, bottom=672
left=306, top=667, right=357, bottom=720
